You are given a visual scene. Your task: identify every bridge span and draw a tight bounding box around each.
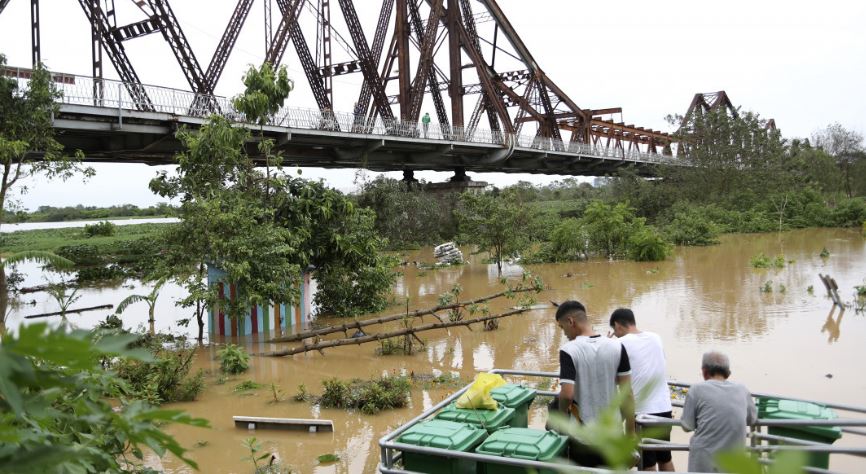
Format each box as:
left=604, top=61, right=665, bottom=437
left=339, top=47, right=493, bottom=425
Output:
left=7, top=69, right=678, bottom=177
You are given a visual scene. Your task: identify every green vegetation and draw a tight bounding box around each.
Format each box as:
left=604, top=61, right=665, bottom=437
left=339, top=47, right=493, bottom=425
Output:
left=750, top=253, right=785, bottom=269
left=355, top=176, right=447, bottom=248
left=242, top=437, right=289, bottom=474
left=761, top=281, right=773, bottom=293
left=4, top=203, right=175, bottom=223
left=115, top=278, right=167, bottom=334
left=218, top=343, right=250, bottom=374
left=0, top=322, right=207, bottom=472
left=820, top=247, right=830, bottom=258
left=456, top=190, right=531, bottom=275
left=234, top=380, right=263, bottom=392
left=318, top=375, right=411, bottom=415
left=96, top=316, right=205, bottom=405
left=0, top=223, right=167, bottom=283
left=83, top=220, right=116, bottom=237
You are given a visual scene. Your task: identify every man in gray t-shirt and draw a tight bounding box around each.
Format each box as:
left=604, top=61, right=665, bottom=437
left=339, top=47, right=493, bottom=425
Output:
left=681, top=351, right=757, bottom=472
left=555, top=301, right=635, bottom=467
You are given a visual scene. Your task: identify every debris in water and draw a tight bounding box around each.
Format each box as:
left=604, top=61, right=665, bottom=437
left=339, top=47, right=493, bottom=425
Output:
left=825, top=373, right=833, bottom=379
left=434, top=242, right=464, bottom=265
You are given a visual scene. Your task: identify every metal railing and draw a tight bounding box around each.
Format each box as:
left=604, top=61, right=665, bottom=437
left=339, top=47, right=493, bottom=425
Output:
left=2, top=66, right=679, bottom=166
left=378, top=368, right=866, bottom=474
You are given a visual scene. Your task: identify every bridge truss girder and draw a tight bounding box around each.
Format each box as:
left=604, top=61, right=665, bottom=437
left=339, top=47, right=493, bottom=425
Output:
left=2, top=0, right=672, bottom=156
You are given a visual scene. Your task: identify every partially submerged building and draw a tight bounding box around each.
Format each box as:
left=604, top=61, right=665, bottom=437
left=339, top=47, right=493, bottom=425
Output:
left=207, top=266, right=313, bottom=337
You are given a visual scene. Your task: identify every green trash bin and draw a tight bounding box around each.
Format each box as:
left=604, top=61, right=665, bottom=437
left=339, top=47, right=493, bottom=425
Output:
left=435, top=403, right=516, bottom=433
left=758, top=397, right=842, bottom=469
left=475, top=427, right=567, bottom=474
left=397, top=419, right=488, bottom=474
left=491, top=384, right=537, bottom=428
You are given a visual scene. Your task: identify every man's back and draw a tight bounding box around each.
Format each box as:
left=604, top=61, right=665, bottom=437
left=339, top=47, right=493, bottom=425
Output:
left=619, top=331, right=672, bottom=414
left=560, top=335, right=629, bottom=422
left=681, top=380, right=757, bottom=472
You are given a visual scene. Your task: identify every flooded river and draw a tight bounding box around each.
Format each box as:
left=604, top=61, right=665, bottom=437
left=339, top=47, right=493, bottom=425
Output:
left=6, top=227, right=866, bottom=472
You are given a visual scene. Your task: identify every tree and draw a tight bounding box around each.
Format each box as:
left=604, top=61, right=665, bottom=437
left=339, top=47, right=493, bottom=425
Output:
left=666, top=107, right=786, bottom=205
left=581, top=200, right=639, bottom=259
left=457, top=190, right=531, bottom=275
left=0, top=54, right=93, bottom=228
left=150, top=114, right=303, bottom=337
left=232, top=62, right=293, bottom=202
left=355, top=176, right=446, bottom=248
left=812, top=123, right=865, bottom=197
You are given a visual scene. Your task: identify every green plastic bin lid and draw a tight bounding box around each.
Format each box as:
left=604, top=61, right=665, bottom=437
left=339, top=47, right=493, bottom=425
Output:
left=435, top=403, right=516, bottom=431
left=397, top=419, right=488, bottom=451
left=490, top=384, right=537, bottom=408
left=758, top=398, right=842, bottom=440
left=475, top=427, right=567, bottom=461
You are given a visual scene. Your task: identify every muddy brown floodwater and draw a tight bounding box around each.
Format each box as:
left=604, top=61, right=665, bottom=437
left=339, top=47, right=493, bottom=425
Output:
left=10, top=227, right=865, bottom=473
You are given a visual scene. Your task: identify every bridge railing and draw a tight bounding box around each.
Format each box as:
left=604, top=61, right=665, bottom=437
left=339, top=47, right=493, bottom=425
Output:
left=4, top=67, right=677, bottom=165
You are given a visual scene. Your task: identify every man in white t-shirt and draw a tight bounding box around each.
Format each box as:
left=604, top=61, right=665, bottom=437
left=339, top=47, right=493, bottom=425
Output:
left=610, top=308, right=675, bottom=472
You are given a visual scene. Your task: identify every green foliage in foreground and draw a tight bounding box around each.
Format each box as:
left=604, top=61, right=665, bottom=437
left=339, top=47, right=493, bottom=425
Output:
left=0, top=323, right=208, bottom=472
left=319, top=375, right=411, bottom=415
left=218, top=343, right=250, bottom=374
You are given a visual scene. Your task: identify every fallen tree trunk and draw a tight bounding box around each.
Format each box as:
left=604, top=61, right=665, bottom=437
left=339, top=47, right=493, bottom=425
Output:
left=25, top=304, right=114, bottom=319
left=261, top=307, right=530, bottom=357
left=265, top=287, right=537, bottom=344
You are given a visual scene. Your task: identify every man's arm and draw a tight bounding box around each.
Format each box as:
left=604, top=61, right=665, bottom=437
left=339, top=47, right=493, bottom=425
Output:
left=616, top=373, right=636, bottom=435
left=616, top=345, right=635, bottom=435
left=681, top=386, right=697, bottom=432
left=745, top=388, right=758, bottom=426
left=558, top=350, right=576, bottom=414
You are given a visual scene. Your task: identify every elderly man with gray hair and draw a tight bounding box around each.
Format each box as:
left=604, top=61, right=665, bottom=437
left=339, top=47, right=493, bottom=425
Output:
left=681, top=351, right=757, bottom=472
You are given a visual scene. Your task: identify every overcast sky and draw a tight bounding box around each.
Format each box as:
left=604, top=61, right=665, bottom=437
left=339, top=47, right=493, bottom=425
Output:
left=1, top=0, right=864, bottom=210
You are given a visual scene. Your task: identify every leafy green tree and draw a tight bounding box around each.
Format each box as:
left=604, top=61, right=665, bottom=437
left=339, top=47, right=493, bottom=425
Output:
left=232, top=62, right=293, bottom=201
left=667, top=107, right=786, bottom=205
left=544, top=218, right=587, bottom=261
left=812, top=123, right=865, bottom=198
left=0, top=322, right=208, bottom=472
left=355, top=177, right=446, bottom=248
left=0, top=55, right=94, bottom=227
left=581, top=200, right=639, bottom=258
left=456, top=190, right=531, bottom=275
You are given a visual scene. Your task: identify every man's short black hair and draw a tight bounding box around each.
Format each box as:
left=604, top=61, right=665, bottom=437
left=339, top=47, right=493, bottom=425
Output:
left=555, top=300, right=586, bottom=321
left=609, top=308, right=636, bottom=328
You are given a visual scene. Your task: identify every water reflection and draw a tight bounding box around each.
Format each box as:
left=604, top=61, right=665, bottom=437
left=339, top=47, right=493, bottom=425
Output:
left=821, top=305, right=844, bottom=343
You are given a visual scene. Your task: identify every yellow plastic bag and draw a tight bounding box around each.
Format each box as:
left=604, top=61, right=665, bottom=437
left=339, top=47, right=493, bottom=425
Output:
left=455, top=373, right=507, bottom=410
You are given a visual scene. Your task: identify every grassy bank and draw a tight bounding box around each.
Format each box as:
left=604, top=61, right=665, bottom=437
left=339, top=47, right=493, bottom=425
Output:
left=1, top=223, right=171, bottom=281
left=0, top=223, right=170, bottom=254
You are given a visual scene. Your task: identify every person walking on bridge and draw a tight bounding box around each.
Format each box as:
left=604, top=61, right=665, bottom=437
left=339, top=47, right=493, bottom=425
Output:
left=421, top=112, right=431, bottom=138
left=609, top=308, right=674, bottom=472
left=556, top=300, right=635, bottom=467
left=681, top=351, right=757, bottom=473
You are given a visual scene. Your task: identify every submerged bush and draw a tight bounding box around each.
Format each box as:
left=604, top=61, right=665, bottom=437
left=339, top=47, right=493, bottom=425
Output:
left=319, top=376, right=411, bottom=415
left=545, top=218, right=587, bottom=261
left=664, top=205, right=720, bottom=246
left=750, top=253, right=785, bottom=269
left=627, top=227, right=672, bottom=262
left=110, top=337, right=205, bottom=404
left=218, top=344, right=250, bottom=374
left=83, top=220, right=116, bottom=237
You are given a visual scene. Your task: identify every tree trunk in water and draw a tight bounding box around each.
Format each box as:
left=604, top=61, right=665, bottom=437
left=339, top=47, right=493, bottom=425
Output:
left=0, top=264, right=8, bottom=332
left=196, top=299, right=204, bottom=343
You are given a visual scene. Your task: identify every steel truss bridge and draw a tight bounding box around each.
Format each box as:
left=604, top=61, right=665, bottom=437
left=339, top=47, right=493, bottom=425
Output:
left=0, top=0, right=681, bottom=177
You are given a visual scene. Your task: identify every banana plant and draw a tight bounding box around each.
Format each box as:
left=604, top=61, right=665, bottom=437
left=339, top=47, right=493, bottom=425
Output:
left=115, top=278, right=167, bottom=335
